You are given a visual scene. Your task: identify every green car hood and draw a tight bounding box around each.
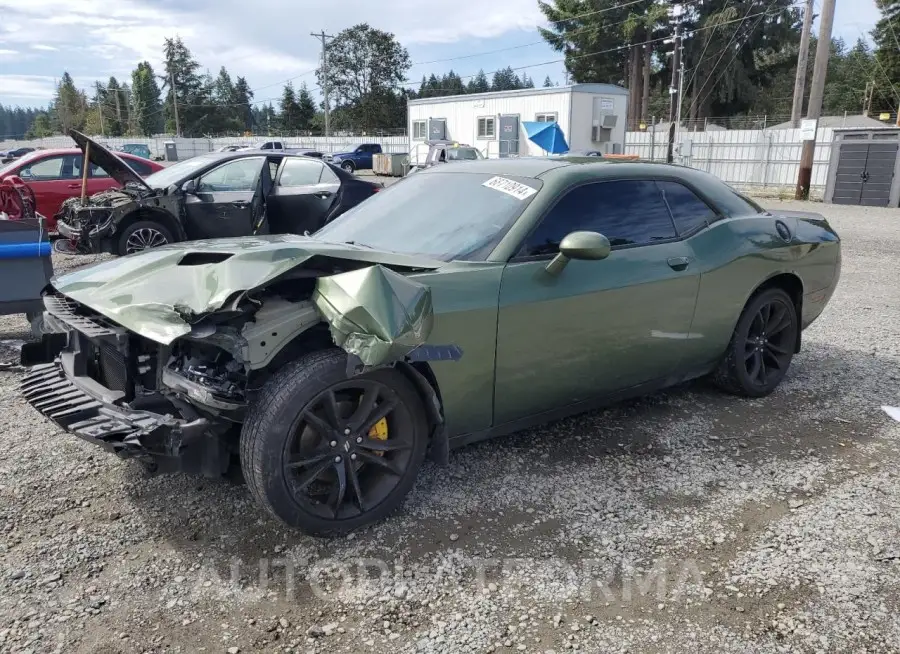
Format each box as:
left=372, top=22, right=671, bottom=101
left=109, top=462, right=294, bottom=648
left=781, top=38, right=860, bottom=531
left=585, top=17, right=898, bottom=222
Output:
left=51, top=235, right=443, bottom=354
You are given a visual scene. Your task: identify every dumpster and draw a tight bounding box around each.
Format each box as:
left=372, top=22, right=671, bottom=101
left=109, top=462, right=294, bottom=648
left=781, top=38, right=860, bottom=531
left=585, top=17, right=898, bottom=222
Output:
left=373, top=153, right=407, bottom=177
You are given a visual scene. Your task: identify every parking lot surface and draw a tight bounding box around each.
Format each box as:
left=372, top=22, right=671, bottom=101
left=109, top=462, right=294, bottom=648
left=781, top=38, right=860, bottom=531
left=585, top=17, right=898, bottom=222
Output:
left=0, top=200, right=898, bottom=654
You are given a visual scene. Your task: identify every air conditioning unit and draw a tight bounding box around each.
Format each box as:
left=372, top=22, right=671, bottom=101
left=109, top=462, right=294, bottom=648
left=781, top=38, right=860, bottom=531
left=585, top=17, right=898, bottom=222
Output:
left=591, top=125, right=611, bottom=142
left=601, top=114, right=618, bottom=128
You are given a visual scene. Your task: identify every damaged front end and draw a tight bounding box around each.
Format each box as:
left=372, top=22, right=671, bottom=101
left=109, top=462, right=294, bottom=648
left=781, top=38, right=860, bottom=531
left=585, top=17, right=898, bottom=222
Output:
left=53, top=129, right=164, bottom=254
left=55, top=189, right=143, bottom=253
left=21, top=247, right=451, bottom=476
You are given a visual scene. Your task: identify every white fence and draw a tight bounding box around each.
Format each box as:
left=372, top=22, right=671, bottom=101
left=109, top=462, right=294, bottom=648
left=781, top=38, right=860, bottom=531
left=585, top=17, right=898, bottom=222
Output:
left=4, top=128, right=839, bottom=199
left=625, top=127, right=836, bottom=198
left=0, top=135, right=411, bottom=160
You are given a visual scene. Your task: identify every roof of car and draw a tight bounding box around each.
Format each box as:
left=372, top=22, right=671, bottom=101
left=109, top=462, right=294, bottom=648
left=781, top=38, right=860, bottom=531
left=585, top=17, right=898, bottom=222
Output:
left=9, top=147, right=152, bottom=160
left=416, top=157, right=573, bottom=177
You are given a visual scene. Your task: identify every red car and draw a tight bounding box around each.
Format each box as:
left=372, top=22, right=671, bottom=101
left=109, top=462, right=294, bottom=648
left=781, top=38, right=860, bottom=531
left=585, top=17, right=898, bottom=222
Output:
left=0, top=148, right=163, bottom=230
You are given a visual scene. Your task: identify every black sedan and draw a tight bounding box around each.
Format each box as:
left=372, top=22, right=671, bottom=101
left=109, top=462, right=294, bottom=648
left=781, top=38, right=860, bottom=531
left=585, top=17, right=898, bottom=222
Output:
left=56, top=132, right=383, bottom=256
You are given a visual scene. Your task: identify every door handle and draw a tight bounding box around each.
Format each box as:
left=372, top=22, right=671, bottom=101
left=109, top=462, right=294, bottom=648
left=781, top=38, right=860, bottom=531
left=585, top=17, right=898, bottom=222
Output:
left=231, top=201, right=250, bottom=208
left=667, top=256, right=691, bottom=271
left=67, top=183, right=82, bottom=189
left=315, top=191, right=333, bottom=199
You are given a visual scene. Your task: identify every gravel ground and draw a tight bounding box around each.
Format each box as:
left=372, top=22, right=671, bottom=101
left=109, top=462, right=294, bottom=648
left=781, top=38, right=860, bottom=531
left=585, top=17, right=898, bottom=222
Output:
left=1, top=200, right=899, bottom=654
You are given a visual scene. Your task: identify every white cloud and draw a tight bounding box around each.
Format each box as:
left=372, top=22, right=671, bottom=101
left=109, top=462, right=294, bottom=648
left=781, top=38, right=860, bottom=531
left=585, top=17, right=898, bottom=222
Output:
left=0, top=74, right=56, bottom=99
left=30, top=44, right=59, bottom=51
left=0, top=49, right=18, bottom=56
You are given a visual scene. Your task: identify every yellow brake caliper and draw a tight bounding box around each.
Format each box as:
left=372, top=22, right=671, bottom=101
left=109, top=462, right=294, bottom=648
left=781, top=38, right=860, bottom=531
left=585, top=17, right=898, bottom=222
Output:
left=367, top=416, right=388, bottom=457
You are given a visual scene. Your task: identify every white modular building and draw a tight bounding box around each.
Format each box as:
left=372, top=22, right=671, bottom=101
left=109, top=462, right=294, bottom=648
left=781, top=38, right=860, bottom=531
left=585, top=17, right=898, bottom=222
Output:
left=406, top=83, right=629, bottom=162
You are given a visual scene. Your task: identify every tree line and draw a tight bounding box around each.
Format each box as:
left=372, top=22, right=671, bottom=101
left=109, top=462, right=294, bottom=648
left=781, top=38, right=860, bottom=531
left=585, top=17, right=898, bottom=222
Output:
left=539, top=0, right=899, bottom=126
left=6, top=1, right=900, bottom=140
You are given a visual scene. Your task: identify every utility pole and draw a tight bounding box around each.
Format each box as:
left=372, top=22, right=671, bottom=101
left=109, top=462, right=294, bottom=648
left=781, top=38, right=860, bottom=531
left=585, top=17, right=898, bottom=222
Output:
left=170, top=70, right=181, bottom=137
left=795, top=0, right=836, bottom=200
left=790, top=0, right=814, bottom=127
left=311, top=31, right=334, bottom=137
left=863, top=81, right=875, bottom=116
left=667, top=1, right=684, bottom=163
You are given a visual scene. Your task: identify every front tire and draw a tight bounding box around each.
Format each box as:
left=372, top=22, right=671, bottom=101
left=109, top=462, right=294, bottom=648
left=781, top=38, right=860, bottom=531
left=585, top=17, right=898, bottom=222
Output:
left=712, top=287, right=799, bottom=397
left=240, top=349, right=429, bottom=536
left=117, top=220, right=173, bottom=256
left=340, top=161, right=356, bottom=173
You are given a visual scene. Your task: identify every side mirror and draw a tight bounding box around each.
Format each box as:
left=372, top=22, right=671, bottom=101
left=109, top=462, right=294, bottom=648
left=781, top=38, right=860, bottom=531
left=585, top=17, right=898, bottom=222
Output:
left=18, top=169, right=33, bottom=180
left=182, top=179, right=197, bottom=194
left=545, top=231, right=611, bottom=275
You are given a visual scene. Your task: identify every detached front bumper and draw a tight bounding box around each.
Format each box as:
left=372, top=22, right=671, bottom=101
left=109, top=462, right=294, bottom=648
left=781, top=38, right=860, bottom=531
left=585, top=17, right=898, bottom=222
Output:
left=56, top=216, right=114, bottom=253
left=21, top=362, right=208, bottom=462
left=20, top=293, right=211, bottom=473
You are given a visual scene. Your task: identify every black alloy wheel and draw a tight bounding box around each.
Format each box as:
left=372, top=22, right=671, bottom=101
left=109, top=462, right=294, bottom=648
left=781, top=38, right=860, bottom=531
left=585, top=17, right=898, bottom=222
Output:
left=742, top=297, right=795, bottom=389
left=283, top=379, right=414, bottom=520
left=713, top=287, right=799, bottom=397
left=240, top=349, right=429, bottom=535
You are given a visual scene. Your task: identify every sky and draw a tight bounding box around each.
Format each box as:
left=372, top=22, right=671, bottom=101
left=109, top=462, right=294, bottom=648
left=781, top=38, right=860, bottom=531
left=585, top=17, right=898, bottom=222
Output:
left=0, top=0, right=884, bottom=110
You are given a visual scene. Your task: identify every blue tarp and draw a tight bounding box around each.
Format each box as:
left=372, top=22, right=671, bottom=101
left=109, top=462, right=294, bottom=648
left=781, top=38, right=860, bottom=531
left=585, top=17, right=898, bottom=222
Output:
left=522, top=121, right=569, bottom=154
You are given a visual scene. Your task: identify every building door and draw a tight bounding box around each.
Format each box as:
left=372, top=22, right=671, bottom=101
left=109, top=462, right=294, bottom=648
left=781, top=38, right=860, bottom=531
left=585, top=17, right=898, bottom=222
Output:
left=498, top=115, right=520, bottom=158
left=428, top=118, right=447, bottom=141
left=832, top=141, right=899, bottom=207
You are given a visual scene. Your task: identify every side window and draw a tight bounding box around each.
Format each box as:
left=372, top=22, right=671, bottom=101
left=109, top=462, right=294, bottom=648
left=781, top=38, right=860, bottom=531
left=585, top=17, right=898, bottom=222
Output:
left=278, top=158, right=325, bottom=186
left=197, top=157, right=264, bottom=192
left=90, top=163, right=110, bottom=178
left=20, top=155, right=69, bottom=180
left=320, top=164, right=339, bottom=184
left=521, top=180, right=677, bottom=256
left=128, top=159, right=154, bottom=176
left=657, top=181, right=716, bottom=235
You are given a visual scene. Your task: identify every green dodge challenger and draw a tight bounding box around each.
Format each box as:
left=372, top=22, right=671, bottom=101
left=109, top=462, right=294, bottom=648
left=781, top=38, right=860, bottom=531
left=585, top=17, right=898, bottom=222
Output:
left=21, top=158, right=841, bottom=534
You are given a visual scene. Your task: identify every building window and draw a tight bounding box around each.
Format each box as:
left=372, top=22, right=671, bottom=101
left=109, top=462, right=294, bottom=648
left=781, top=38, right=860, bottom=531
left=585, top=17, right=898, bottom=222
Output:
left=536, top=113, right=557, bottom=122
left=412, top=120, right=427, bottom=140
left=477, top=116, right=496, bottom=139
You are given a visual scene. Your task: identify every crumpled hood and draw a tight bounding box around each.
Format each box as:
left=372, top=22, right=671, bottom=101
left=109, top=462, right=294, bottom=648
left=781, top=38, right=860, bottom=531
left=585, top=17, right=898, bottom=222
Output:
left=69, top=129, right=152, bottom=191
left=50, top=234, right=443, bottom=345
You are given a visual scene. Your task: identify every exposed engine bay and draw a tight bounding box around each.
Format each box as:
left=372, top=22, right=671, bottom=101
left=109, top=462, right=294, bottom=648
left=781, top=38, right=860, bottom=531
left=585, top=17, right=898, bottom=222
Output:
left=21, top=243, right=455, bottom=476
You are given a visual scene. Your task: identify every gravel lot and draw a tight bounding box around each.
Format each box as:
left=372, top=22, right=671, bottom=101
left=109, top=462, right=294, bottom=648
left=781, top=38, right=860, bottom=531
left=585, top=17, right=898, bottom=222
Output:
left=1, top=200, right=899, bottom=654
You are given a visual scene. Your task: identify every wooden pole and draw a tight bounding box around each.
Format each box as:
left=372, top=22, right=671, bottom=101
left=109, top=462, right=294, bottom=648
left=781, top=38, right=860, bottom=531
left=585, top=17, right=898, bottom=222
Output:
left=80, top=142, right=90, bottom=202
left=795, top=0, right=835, bottom=200
left=790, top=0, right=814, bottom=127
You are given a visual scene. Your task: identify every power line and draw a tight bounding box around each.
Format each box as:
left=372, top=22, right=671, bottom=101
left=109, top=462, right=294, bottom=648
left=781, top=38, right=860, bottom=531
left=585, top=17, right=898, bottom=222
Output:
left=691, top=1, right=765, bottom=114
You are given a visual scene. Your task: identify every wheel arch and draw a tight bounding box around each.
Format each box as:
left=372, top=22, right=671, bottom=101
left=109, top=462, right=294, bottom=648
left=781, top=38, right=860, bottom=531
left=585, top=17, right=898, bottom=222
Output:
left=117, top=207, right=186, bottom=241
left=253, top=327, right=447, bottom=462
left=746, top=272, right=804, bottom=353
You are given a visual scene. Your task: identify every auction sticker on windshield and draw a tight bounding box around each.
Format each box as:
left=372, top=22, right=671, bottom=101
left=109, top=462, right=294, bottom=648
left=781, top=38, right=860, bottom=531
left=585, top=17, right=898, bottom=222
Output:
left=482, top=176, right=538, bottom=201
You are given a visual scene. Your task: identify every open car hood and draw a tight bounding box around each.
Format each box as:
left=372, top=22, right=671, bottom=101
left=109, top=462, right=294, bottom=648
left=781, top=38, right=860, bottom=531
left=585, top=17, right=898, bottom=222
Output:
left=49, top=235, right=443, bottom=361
left=69, top=129, right=153, bottom=192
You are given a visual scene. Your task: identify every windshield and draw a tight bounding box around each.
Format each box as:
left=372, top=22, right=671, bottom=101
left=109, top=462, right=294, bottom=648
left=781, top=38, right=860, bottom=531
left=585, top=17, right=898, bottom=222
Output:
left=314, top=171, right=542, bottom=261
left=142, top=154, right=221, bottom=189
left=447, top=148, right=482, bottom=161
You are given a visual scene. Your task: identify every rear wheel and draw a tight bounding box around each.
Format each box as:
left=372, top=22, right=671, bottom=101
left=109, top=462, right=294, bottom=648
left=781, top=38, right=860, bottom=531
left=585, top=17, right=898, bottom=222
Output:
left=118, top=220, right=173, bottom=256
left=713, top=288, right=799, bottom=397
left=240, top=349, right=429, bottom=535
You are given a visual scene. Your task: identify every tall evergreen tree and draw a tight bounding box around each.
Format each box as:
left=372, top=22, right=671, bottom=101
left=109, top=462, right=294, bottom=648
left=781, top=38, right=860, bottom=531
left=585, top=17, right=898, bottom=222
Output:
left=161, top=36, right=210, bottom=135
left=467, top=69, right=491, bottom=93
left=872, top=0, right=900, bottom=111
left=130, top=61, right=163, bottom=136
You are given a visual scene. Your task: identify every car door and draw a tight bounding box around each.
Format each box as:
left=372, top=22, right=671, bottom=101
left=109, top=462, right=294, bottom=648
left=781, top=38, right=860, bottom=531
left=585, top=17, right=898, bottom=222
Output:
left=493, top=179, right=701, bottom=425
left=16, top=154, right=81, bottom=217
left=182, top=156, right=267, bottom=239
left=266, top=158, right=340, bottom=235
